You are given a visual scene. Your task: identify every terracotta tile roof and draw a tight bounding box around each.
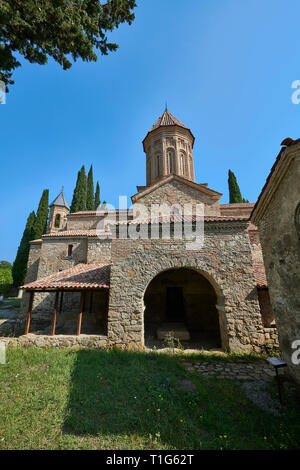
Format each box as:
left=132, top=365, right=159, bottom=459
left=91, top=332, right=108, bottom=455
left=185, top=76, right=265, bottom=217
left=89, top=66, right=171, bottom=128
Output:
left=220, top=203, right=255, bottom=209
left=253, top=262, right=268, bottom=288
left=43, top=230, right=100, bottom=238
left=143, top=109, right=195, bottom=147
left=68, top=209, right=132, bottom=217
left=149, top=109, right=189, bottom=132
left=113, top=214, right=249, bottom=226
left=22, top=264, right=110, bottom=291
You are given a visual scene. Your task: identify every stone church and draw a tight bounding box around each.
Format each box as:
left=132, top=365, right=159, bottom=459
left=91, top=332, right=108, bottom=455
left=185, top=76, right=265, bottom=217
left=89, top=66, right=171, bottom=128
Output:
left=20, top=109, right=278, bottom=352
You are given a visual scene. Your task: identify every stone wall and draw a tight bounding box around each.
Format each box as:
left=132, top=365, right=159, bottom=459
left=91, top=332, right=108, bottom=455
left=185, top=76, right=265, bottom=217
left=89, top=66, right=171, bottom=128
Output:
left=106, top=221, right=266, bottom=352
left=253, top=148, right=300, bottom=383
left=0, top=334, right=108, bottom=349
left=87, top=239, right=111, bottom=264
left=133, top=180, right=220, bottom=216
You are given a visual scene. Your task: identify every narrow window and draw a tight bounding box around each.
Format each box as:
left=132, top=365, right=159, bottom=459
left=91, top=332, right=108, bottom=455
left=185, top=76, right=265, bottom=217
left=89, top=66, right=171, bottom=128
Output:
left=169, top=151, right=174, bottom=173
left=54, top=214, right=61, bottom=228
left=68, top=244, right=73, bottom=257
left=180, top=155, right=185, bottom=175
left=156, top=155, right=160, bottom=177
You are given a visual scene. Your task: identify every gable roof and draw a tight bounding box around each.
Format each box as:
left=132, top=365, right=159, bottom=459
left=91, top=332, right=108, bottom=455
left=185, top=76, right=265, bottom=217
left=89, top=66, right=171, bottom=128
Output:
left=131, top=174, right=222, bottom=203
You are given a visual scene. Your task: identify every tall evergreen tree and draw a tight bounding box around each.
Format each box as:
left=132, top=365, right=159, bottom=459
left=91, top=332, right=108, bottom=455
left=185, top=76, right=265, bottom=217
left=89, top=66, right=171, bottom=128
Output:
left=228, top=170, right=244, bottom=203
left=32, top=189, right=49, bottom=239
left=12, top=211, right=35, bottom=287
left=87, top=165, right=95, bottom=210
left=94, top=181, right=101, bottom=210
left=76, top=165, right=87, bottom=212
left=70, top=166, right=87, bottom=212
left=70, top=170, right=81, bottom=213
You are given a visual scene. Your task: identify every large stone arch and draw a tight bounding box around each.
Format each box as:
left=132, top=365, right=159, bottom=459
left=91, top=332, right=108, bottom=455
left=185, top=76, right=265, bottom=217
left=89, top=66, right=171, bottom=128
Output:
left=142, top=264, right=226, bottom=350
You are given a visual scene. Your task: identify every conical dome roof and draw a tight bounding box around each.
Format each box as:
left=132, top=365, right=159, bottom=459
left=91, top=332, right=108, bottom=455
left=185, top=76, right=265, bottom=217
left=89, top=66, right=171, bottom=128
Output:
left=143, top=108, right=195, bottom=147
left=50, top=189, right=70, bottom=210
left=149, top=109, right=189, bottom=132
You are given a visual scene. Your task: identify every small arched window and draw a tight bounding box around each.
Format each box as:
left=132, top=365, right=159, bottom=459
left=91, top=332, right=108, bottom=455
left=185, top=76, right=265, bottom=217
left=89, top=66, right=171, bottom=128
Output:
left=180, top=154, right=185, bottom=175
left=156, top=155, right=160, bottom=177
left=68, top=244, right=73, bottom=257
left=168, top=150, right=175, bottom=174
left=54, top=214, right=61, bottom=228
left=147, top=158, right=151, bottom=184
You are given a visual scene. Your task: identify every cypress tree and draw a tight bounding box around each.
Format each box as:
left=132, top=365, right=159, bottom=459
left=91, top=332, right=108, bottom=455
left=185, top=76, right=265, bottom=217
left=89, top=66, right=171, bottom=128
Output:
left=87, top=165, right=95, bottom=210
left=228, top=170, right=243, bottom=203
left=32, top=189, right=49, bottom=239
left=70, top=166, right=87, bottom=212
left=94, top=181, right=100, bottom=210
left=70, top=170, right=80, bottom=213
left=12, top=211, right=36, bottom=287
left=76, top=165, right=87, bottom=212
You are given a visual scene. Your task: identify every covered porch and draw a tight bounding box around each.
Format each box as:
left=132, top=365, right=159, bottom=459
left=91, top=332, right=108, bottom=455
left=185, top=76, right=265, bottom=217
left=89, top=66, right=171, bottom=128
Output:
left=22, top=264, right=110, bottom=336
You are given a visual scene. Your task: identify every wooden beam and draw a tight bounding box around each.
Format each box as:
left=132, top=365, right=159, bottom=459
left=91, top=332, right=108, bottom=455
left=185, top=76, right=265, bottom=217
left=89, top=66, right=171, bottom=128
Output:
left=25, top=291, right=34, bottom=335
left=77, top=291, right=85, bottom=336
left=51, top=291, right=59, bottom=336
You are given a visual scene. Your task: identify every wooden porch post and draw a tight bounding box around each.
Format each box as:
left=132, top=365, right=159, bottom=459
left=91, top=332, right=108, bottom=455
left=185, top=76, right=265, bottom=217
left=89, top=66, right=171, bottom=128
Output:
left=77, top=291, right=85, bottom=336
left=25, top=291, right=34, bottom=335
left=51, top=291, right=59, bottom=336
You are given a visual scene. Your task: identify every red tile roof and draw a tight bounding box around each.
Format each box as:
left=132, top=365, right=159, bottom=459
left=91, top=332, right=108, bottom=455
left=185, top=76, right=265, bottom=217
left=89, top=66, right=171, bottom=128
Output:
left=149, top=109, right=189, bottom=132
left=143, top=109, right=195, bottom=146
left=220, top=203, right=255, bottom=209
left=42, top=230, right=100, bottom=238
left=113, top=214, right=249, bottom=226
left=253, top=262, right=268, bottom=288
left=22, top=264, right=110, bottom=291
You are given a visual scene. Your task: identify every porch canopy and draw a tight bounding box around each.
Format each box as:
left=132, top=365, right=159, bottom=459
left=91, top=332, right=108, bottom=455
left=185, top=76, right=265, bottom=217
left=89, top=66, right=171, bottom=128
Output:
left=21, top=264, right=110, bottom=336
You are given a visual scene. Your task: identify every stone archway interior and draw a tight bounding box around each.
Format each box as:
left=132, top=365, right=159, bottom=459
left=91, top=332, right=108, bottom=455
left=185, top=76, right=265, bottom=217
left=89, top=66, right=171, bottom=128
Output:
left=144, top=267, right=222, bottom=349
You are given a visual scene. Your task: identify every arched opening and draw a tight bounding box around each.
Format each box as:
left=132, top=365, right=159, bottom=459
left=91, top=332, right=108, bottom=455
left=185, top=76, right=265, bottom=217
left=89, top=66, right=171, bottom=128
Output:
left=144, top=267, right=222, bottom=350
left=54, top=213, right=61, bottom=228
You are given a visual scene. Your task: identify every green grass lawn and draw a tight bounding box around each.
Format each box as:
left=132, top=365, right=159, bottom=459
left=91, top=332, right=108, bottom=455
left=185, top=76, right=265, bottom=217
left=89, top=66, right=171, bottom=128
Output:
left=0, top=347, right=299, bottom=450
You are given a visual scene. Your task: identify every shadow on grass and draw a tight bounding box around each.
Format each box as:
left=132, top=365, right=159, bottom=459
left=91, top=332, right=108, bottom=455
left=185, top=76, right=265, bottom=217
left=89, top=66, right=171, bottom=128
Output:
left=63, top=348, right=205, bottom=449
left=62, top=348, right=300, bottom=450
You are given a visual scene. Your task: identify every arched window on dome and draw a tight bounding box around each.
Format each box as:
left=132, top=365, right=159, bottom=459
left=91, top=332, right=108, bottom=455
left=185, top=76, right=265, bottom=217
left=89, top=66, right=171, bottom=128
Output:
left=168, top=149, right=175, bottom=174
left=156, top=154, right=161, bottom=177
left=147, top=158, right=151, bottom=184
left=180, top=152, right=186, bottom=176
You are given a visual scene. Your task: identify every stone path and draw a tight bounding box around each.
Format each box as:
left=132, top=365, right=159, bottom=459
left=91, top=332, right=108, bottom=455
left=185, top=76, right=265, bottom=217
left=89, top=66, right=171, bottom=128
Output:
left=183, top=361, right=277, bottom=381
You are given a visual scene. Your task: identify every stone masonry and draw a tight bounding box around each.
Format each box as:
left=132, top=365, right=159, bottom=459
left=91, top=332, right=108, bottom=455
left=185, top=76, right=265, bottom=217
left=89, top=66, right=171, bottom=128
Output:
left=15, top=109, right=279, bottom=354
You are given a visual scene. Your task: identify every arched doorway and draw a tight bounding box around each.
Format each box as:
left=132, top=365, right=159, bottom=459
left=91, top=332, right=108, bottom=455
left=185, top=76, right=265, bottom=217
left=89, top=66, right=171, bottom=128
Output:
left=143, top=267, right=222, bottom=350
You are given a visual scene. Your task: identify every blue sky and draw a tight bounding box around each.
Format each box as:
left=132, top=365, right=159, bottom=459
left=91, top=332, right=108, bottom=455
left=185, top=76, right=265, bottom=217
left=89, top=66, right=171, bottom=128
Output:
left=1, top=0, right=300, bottom=262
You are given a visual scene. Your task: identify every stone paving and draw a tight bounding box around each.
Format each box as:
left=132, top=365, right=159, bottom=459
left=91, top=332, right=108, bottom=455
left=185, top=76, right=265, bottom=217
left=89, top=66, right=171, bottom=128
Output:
left=183, top=361, right=277, bottom=381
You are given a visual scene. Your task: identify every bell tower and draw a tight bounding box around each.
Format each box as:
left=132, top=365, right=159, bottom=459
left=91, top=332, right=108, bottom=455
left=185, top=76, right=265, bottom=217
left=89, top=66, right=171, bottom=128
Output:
left=142, top=108, right=195, bottom=187
left=47, top=188, right=70, bottom=233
